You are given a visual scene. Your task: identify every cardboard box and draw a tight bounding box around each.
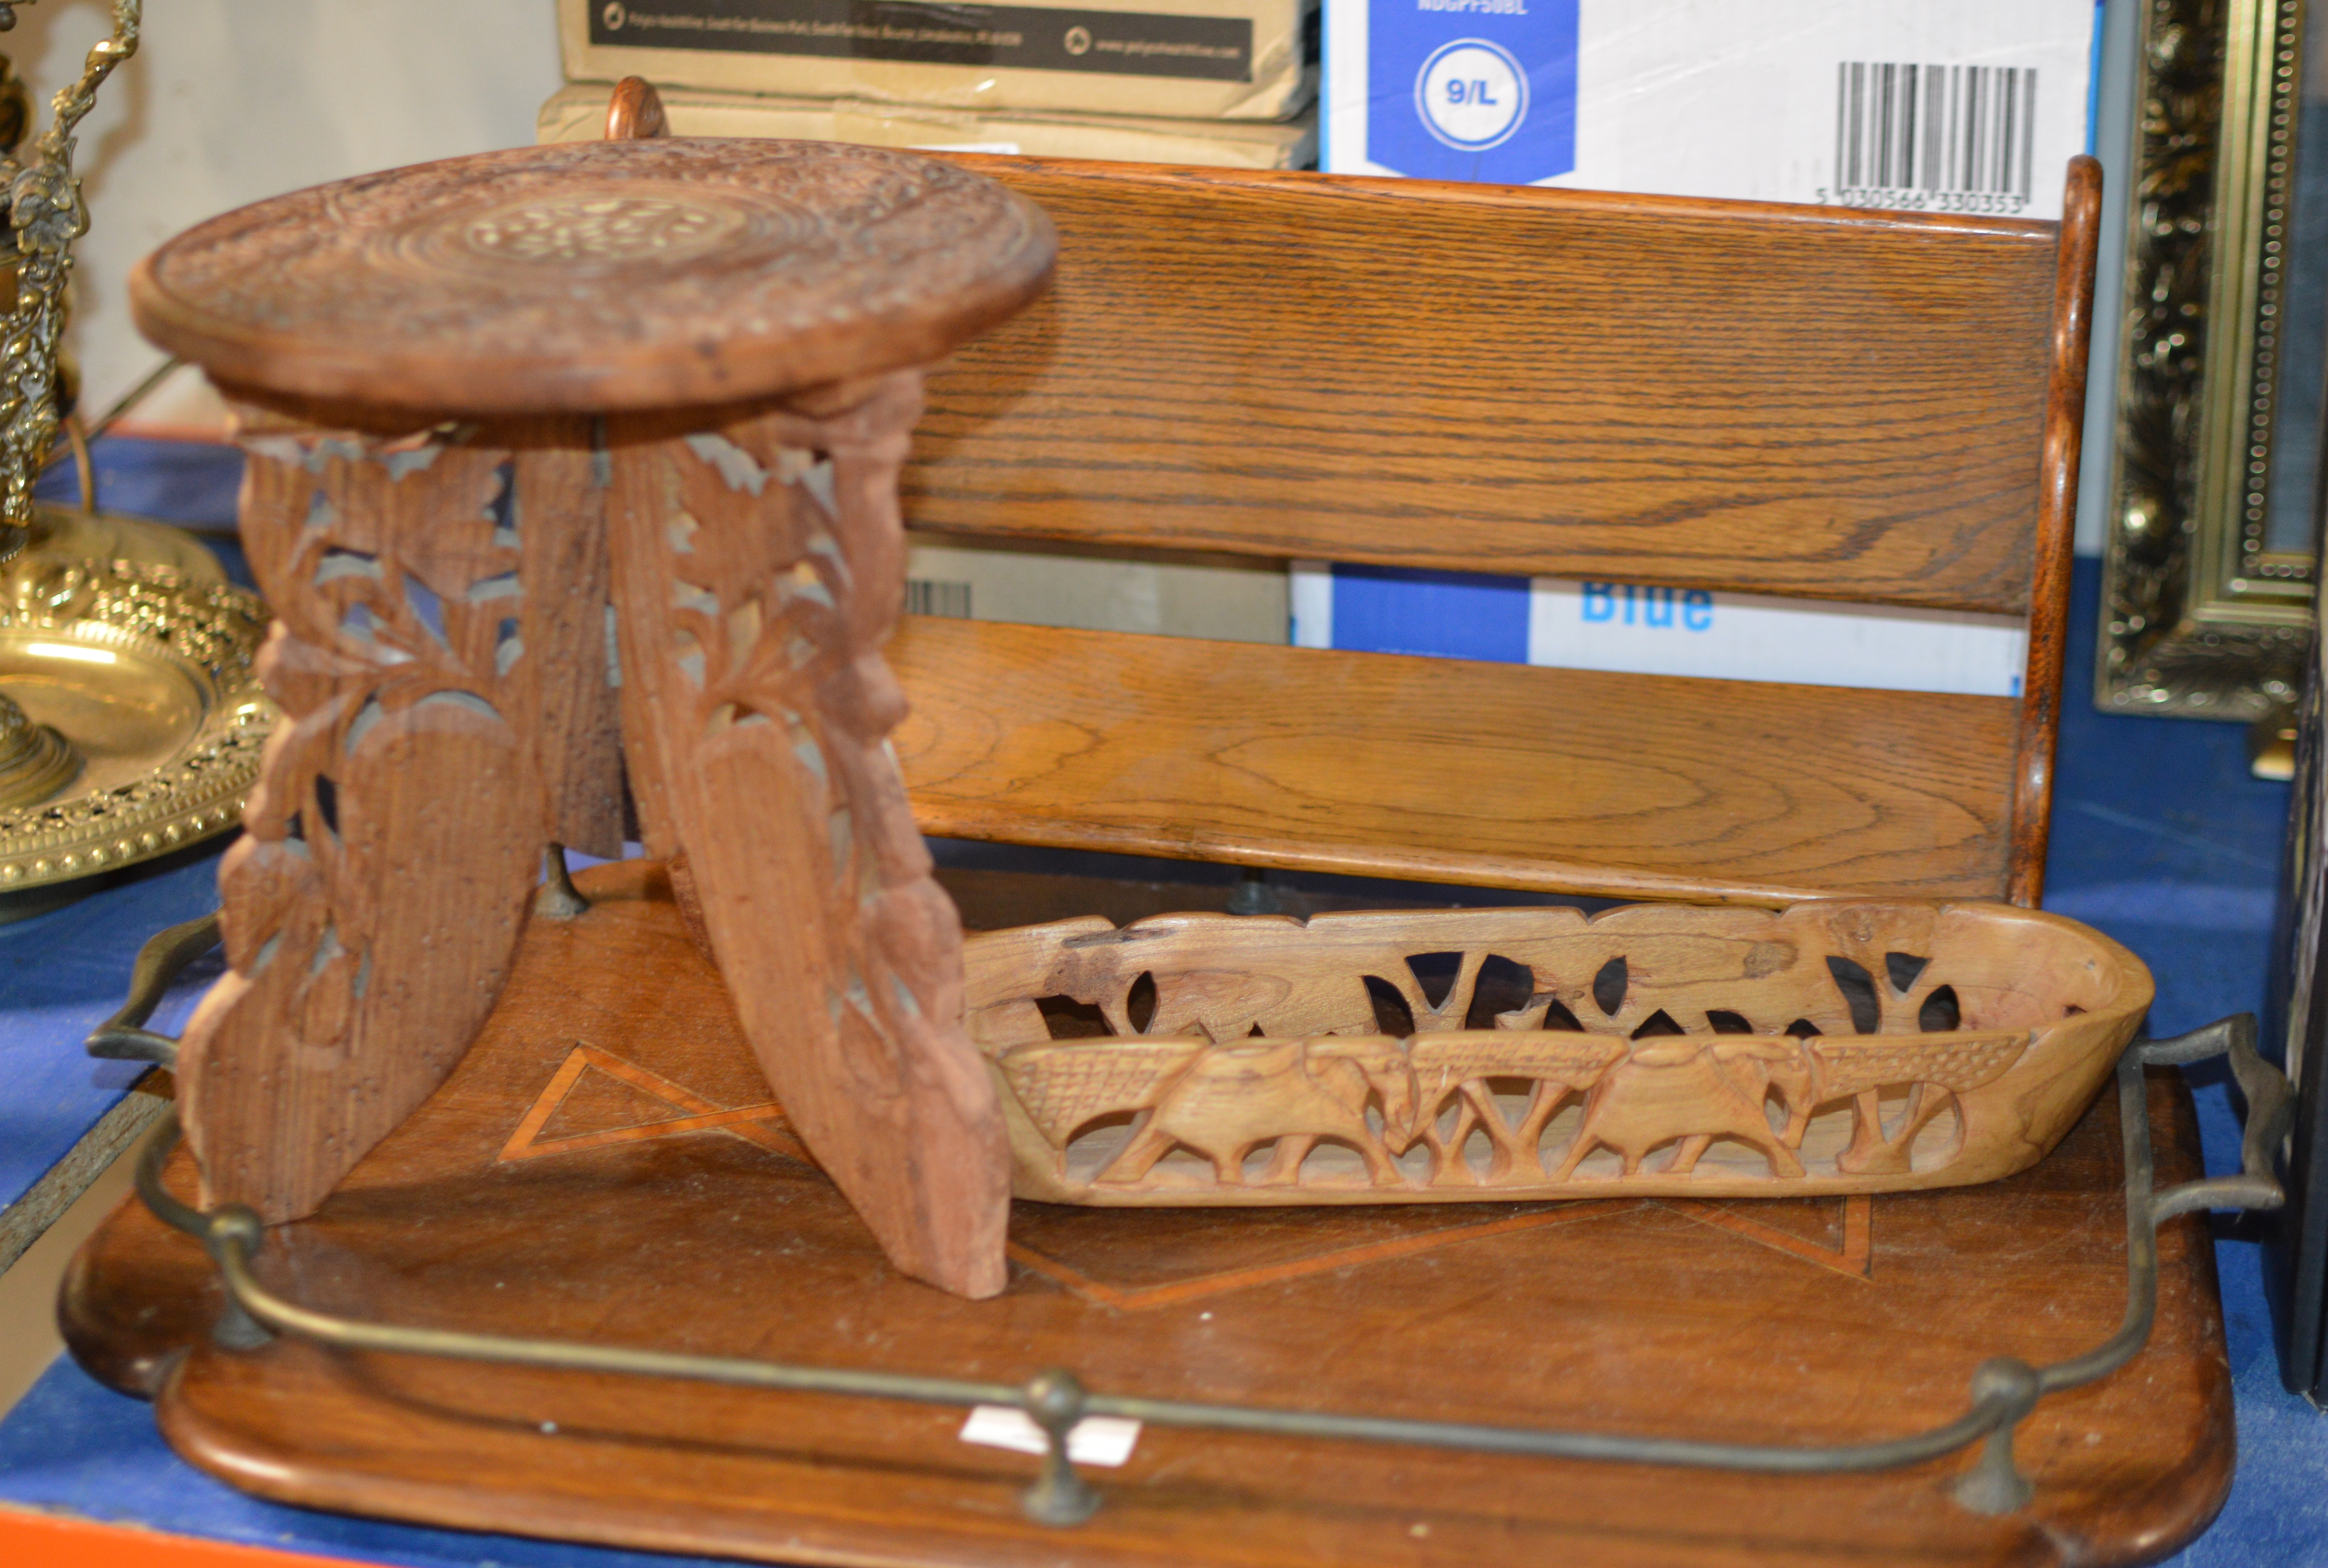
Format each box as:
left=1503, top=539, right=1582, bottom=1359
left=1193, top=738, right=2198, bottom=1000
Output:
left=905, top=535, right=1289, bottom=645
left=1292, top=567, right=2027, bottom=697
left=1309, top=1, right=2098, bottom=693
left=562, top=0, right=1315, bottom=121
left=1325, top=0, right=2099, bottom=220
left=538, top=80, right=1316, bottom=166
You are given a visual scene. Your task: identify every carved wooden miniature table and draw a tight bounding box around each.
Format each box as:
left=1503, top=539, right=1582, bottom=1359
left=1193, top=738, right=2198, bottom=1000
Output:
left=127, top=137, right=1056, bottom=1299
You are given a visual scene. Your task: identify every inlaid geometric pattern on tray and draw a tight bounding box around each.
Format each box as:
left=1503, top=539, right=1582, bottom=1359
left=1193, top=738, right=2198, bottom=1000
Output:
left=497, top=1043, right=808, bottom=1165
left=496, top=1039, right=1878, bottom=1310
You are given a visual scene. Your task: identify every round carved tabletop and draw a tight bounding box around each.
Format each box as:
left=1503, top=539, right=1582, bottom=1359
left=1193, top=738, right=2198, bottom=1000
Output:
left=130, top=139, right=1057, bottom=416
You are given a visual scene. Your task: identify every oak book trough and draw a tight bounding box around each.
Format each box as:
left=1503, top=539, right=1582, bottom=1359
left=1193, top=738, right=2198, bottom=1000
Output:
left=58, top=77, right=2259, bottom=1568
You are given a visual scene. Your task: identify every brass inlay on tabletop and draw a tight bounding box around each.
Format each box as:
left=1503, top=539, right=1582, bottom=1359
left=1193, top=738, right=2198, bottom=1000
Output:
left=449, top=194, right=751, bottom=268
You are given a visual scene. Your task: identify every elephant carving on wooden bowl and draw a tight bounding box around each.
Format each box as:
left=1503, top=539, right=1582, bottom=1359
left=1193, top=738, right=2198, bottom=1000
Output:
left=960, top=900, right=2151, bottom=1205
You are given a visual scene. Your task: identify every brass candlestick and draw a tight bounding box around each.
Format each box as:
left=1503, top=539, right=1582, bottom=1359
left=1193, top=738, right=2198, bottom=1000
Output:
left=0, top=0, right=137, bottom=564
left=0, top=687, right=74, bottom=806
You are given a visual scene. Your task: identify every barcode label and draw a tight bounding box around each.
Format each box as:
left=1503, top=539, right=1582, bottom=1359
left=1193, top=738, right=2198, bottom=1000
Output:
left=1830, top=62, right=2037, bottom=214
left=905, top=578, right=972, bottom=618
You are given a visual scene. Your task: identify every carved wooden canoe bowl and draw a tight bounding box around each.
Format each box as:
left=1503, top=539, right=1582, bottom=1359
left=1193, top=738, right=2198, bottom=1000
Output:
left=962, top=900, right=2152, bottom=1205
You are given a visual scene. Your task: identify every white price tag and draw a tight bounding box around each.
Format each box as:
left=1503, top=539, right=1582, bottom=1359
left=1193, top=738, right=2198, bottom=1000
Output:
left=958, top=1404, right=1142, bottom=1467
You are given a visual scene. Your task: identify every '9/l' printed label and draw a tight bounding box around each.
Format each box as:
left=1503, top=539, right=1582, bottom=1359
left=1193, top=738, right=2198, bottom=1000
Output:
left=1365, top=0, right=1575, bottom=182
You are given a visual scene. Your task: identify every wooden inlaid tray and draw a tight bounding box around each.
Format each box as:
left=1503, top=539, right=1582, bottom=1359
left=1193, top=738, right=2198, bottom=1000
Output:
left=62, top=862, right=2232, bottom=1568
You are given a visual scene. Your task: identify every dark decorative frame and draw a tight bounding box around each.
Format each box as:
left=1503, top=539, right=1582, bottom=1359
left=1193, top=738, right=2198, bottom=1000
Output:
left=2100, top=0, right=2314, bottom=720
left=2268, top=582, right=2328, bottom=1397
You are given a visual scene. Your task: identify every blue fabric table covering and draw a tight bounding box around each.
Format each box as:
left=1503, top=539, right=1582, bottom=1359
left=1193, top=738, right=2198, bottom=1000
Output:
left=0, top=853, right=224, bottom=1217
left=0, top=441, right=247, bottom=1220
left=0, top=439, right=2319, bottom=1565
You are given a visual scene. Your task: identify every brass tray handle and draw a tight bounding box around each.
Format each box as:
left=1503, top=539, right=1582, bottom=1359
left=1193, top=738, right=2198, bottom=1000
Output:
left=89, top=917, right=2292, bottom=1526
left=84, top=910, right=217, bottom=1068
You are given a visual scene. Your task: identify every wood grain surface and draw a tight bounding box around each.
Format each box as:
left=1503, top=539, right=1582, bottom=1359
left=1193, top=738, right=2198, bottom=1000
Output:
left=129, top=139, right=1057, bottom=415
left=177, top=414, right=549, bottom=1224
left=2005, top=156, right=2103, bottom=908
left=904, top=158, right=2068, bottom=615
left=891, top=614, right=2025, bottom=902
left=62, top=862, right=2233, bottom=1568
left=602, top=75, right=668, bottom=142
left=604, top=382, right=1009, bottom=1298
left=513, top=426, right=626, bottom=860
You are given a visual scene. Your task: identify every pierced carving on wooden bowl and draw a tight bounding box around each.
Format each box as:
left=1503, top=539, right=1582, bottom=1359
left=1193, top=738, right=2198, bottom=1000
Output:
left=962, top=902, right=2152, bottom=1204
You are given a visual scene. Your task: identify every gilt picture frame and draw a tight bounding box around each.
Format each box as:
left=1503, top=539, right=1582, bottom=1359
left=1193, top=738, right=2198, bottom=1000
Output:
left=2101, top=0, right=2317, bottom=720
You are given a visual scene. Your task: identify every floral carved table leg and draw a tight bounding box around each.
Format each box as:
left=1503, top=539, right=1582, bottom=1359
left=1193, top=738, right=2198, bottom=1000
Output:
left=607, top=373, right=1008, bottom=1299
left=178, top=413, right=619, bottom=1221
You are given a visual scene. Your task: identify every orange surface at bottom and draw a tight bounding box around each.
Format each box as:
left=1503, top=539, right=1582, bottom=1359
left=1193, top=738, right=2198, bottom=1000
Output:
left=0, top=1507, right=372, bottom=1568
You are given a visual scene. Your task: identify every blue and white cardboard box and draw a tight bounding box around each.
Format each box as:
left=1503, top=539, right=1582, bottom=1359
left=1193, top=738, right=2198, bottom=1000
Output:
left=1291, top=568, right=2026, bottom=697
left=1315, top=0, right=2097, bottom=696
left=1327, top=0, right=2099, bottom=216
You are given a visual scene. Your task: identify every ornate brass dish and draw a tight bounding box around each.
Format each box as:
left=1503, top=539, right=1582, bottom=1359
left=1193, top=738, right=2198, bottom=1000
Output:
left=0, top=547, right=271, bottom=902
left=28, top=501, right=227, bottom=586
